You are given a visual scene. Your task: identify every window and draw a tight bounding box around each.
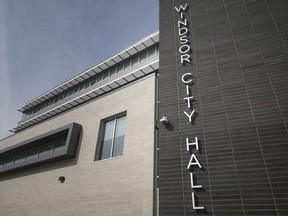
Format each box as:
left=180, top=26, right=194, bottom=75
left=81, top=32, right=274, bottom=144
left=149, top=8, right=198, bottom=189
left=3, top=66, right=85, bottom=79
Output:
left=90, top=77, right=96, bottom=85
left=110, top=67, right=117, bottom=76
left=26, top=149, right=39, bottom=161
left=140, top=51, right=147, bottom=62
left=132, top=55, right=139, bottom=66
left=53, top=138, right=66, bottom=153
left=0, top=159, right=4, bottom=168
left=14, top=152, right=26, bottom=164
left=0, top=123, right=82, bottom=175
left=148, top=46, right=156, bottom=57
left=39, top=144, right=54, bottom=157
left=103, top=71, right=110, bottom=80
left=85, top=80, right=91, bottom=88
left=97, top=74, right=103, bottom=82
left=4, top=156, right=14, bottom=168
left=124, top=60, right=131, bottom=69
left=117, top=63, right=124, bottom=72
left=97, top=114, right=126, bottom=160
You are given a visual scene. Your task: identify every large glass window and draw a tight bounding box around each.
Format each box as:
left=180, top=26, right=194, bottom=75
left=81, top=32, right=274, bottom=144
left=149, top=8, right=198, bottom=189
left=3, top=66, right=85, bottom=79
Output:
left=0, top=123, right=82, bottom=175
left=98, top=115, right=126, bottom=160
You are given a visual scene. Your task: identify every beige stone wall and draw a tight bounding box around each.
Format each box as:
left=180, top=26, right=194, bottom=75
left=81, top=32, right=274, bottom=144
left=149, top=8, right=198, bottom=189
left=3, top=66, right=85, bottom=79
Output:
left=0, top=74, right=155, bottom=216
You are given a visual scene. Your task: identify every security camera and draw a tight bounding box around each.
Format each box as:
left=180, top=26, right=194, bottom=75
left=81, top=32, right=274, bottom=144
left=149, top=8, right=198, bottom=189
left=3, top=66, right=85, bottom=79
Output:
left=160, top=116, right=169, bottom=125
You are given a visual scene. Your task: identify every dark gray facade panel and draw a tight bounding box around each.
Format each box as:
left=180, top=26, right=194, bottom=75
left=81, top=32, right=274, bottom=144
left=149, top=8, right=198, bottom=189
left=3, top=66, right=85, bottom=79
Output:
left=159, top=0, right=288, bottom=215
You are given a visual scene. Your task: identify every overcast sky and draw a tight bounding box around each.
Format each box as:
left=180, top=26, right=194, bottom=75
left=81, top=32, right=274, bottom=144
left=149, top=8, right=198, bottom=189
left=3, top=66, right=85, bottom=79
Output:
left=0, top=0, right=158, bottom=140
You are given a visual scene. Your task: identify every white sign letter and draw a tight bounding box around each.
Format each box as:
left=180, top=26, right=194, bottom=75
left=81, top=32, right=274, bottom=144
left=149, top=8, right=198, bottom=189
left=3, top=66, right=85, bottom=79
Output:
left=190, top=172, right=202, bottom=188
left=192, top=192, right=204, bottom=210
left=179, top=44, right=191, bottom=54
left=184, top=96, right=194, bottom=109
left=175, top=3, right=188, bottom=13
left=178, top=19, right=188, bottom=28
left=187, top=154, right=202, bottom=169
left=180, top=35, right=188, bottom=44
left=186, top=85, right=190, bottom=96
left=181, top=54, right=191, bottom=64
left=184, top=110, right=195, bottom=123
left=186, top=137, right=199, bottom=151
left=181, top=73, right=193, bottom=84
left=178, top=27, right=188, bottom=36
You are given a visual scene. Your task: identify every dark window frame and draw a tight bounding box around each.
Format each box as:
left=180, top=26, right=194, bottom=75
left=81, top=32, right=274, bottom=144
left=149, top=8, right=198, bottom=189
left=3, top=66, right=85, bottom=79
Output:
left=95, top=111, right=127, bottom=161
left=0, top=122, right=82, bottom=175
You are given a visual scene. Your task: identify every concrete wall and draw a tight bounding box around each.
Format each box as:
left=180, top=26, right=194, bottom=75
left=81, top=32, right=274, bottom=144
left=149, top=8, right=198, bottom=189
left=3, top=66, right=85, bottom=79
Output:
left=0, top=74, right=155, bottom=216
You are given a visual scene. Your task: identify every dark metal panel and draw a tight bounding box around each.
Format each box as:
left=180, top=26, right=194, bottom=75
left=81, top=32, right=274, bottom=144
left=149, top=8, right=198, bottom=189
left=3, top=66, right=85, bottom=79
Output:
left=159, top=0, right=288, bottom=215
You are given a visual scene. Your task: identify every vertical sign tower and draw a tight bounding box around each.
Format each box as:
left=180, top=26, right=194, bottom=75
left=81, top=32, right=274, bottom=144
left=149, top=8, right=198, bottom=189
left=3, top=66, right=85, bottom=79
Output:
left=158, top=0, right=288, bottom=215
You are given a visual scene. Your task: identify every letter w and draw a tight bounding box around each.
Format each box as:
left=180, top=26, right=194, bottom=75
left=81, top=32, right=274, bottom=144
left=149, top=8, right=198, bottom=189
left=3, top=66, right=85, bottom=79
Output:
left=175, top=3, right=188, bottom=13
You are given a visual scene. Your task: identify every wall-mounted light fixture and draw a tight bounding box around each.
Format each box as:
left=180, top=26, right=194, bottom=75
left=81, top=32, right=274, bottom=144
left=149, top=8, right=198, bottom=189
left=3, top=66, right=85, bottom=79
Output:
left=160, top=116, right=169, bottom=125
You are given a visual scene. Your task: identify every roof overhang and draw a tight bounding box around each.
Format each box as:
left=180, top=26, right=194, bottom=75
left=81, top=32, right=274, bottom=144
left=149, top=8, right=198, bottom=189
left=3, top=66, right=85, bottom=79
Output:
left=17, top=31, right=159, bottom=113
left=10, top=59, right=159, bottom=133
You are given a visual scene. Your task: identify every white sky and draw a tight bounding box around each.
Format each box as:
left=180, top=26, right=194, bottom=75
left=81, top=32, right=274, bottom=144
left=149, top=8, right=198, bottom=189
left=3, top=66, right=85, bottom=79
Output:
left=0, top=0, right=158, bottom=139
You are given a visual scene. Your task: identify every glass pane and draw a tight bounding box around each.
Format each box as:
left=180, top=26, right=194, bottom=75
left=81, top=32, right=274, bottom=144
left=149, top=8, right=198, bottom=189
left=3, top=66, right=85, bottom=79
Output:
left=14, top=152, right=26, bottom=164
left=39, top=144, right=53, bottom=157
left=140, top=52, right=147, bottom=62
left=4, top=156, right=14, bottom=167
left=53, top=138, right=66, bottom=153
left=117, top=63, right=124, bottom=72
left=26, top=149, right=39, bottom=161
left=79, top=83, right=85, bottom=91
left=97, top=74, right=103, bottom=82
left=68, top=89, right=73, bottom=96
left=103, top=71, right=110, bottom=80
left=124, top=60, right=131, bottom=69
left=90, top=77, right=96, bottom=85
left=99, top=139, right=112, bottom=160
left=112, top=136, right=124, bottom=157
left=54, top=139, right=66, bottom=149
left=132, top=56, right=139, bottom=66
left=73, top=86, right=79, bottom=94
left=110, top=67, right=116, bottom=76
left=103, top=120, right=115, bottom=140
left=63, top=92, right=68, bottom=99
left=0, top=159, right=4, bottom=168
left=115, top=116, right=126, bottom=137
left=148, top=46, right=156, bottom=57
left=112, top=116, right=126, bottom=157
left=85, top=80, right=91, bottom=88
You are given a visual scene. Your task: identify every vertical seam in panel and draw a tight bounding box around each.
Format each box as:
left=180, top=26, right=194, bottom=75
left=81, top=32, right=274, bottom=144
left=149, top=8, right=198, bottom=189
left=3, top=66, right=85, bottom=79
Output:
left=243, top=1, right=280, bottom=215
left=206, top=0, right=246, bottom=215
left=264, top=0, right=288, bottom=54
left=263, top=0, right=288, bottom=134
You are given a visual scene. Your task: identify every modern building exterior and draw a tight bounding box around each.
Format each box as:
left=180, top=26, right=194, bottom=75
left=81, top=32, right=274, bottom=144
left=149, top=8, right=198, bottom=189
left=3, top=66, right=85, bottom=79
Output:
left=0, top=32, right=159, bottom=216
left=1, top=0, right=288, bottom=215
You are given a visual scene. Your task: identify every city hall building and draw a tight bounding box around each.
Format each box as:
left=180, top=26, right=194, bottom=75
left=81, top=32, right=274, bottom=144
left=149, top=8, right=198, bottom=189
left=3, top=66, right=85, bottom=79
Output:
left=1, top=1, right=288, bottom=216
